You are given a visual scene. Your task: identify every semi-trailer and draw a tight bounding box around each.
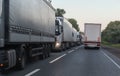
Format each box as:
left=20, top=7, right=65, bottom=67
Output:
left=54, top=17, right=81, bottom=51
left=84, top=23, right=101, bottom=49
left=0, top=0, right=55, bottom=70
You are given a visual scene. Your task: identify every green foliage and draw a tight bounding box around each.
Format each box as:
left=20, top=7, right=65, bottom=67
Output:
left=102, top=41, right=112, bottom=46
left=102, top=21, right=120, bottom=44
left=102, top=41, right=120, bottom=49
left=68, top=18, right=80, bottom=31
left=55, top=8, right=80, bottom=32
left=55, top=8, right=66, bottom=17
left=111, top=44, right=120, bottom=49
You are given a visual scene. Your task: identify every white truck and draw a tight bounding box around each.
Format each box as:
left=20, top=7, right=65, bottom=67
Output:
left=84, top=23, right=101, bottom=49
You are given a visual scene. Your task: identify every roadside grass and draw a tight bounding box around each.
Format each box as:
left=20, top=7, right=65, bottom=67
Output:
left=111, top=44, right=120, bottom=49
left=102, top=41, right=120, bottom=49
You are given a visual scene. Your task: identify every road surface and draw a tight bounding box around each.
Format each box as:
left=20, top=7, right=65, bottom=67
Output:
left=1, top=46, right=120, bottom=76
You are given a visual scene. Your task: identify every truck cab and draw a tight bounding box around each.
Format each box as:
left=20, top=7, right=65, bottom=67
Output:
left=55, top=18, right=63, bottom=49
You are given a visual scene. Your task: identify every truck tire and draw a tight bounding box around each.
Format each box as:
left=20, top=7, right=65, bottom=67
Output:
left=96, top=47, right=100, bottom=50
left=18, top=54, right=26, bottom=70
left=84, top=46, right=88, bottom=49
left=47, top=48, right=51, bottom=57
left=40, top=50, right=46, bottom=60
left=41, top=54, right=45, bottom=60
left=16, top=45, right=26, bottom=70
left=48, top=51, right=50, bottom=57
left=44, top=50, right=47, bottom=58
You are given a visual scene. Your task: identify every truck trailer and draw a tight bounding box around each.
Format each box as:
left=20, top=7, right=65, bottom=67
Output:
left=0, top=0, right=55, bottom=70
left=84, top=23, right=101, bottom=49
left=54, top=17, right=81, bottom=51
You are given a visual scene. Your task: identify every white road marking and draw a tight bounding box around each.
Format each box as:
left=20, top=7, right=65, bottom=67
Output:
left=49, top=54, right=66, bottom=63
left=75, top=47, right=78, bottom=49
left=79, top=45, right=84, bottom=47
left=75, top=45, right=83, bottom=49
left=102, top=51, right=120, bottom=69
left=25, top=69, right=40, bottom=76
left=68, top=50, right=75, bottom=53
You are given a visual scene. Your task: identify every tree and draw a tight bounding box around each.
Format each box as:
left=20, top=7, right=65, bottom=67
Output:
left=55, top=8, right=66, bottom=17
left=55, top=8, right=80, bottom=31
left=68, top=18, right=80, bottom=31
left=102, top=21, right=120, bottom=43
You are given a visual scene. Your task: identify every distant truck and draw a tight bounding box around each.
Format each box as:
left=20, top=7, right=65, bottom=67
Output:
left=54, top=17, right=81, bottom=51
left=84, top=23, right=101, bottom=49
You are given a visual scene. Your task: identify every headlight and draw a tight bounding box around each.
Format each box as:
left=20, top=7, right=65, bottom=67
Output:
left=55, top=42, right=60, bottom=48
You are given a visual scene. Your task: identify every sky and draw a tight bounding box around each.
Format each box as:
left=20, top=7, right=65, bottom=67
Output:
left=52, top=0, right=120, bottom=32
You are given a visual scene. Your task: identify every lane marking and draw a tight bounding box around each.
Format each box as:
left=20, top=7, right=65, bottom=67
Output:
left=25, top=69, right=40, bottom=76
left=68, top=50, right=75, bottom=53
left=75, top=45, right=83, bottom=49
left=79, top=45, right=84, bottom=47
left=74, top=47, right=78, bottom=50
left=102, top=51, right=120, bottom=69
left=49, top=54, right=66, bottom=64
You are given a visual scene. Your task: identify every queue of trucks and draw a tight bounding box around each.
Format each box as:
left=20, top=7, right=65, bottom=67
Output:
left=0, top=0, right=82, bottom=71
left=55, top=17, right=81, bottom=51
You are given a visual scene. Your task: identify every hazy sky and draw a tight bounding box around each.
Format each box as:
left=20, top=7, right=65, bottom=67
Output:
left=52, top=0, right=120, bottom=32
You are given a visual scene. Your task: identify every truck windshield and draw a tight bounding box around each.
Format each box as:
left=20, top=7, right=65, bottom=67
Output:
left=55, top=20, right=61, bottom=36
left=0, top=0, right=2, bottom=17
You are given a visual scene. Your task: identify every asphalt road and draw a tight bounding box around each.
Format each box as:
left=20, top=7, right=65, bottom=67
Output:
left=1, top=46, right=120, bottom=76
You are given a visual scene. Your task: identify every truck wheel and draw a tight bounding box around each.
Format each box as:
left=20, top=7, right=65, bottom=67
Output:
left=17, top=45, right=26, bottom=70
left=45, top=50, right=49, bottom=58
left=18, top=54, right=26, bottom=70
left=84, top=47, right=88, bottom=49
left=48, top=51, right=50, bottom=57
left=40, top=50, right=45, bottom=60
left=47, top=48, right=51, bottom=57
left=96, top=47, right=100, bottom=50
left=59, top=48, right=63, bottom=52
left=41, top=54, right=45, bottom=59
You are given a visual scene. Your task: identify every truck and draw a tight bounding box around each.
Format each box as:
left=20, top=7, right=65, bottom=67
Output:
left=54, top=17, right=81, bottom=51
left=76, top=32, right=82, bottom=45
left=84, top=23, right=101, bottom=49
left=0, top=0, right=55, bottom=71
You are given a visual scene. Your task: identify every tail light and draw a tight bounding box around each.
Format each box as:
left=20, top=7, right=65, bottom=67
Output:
left=98, top=37, right=100, bottom=42
left=97, top=43, right=100, bottom=46
left=0, top=64, right=4, bottom=67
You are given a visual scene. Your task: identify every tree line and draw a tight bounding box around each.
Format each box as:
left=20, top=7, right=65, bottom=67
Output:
left=102, top=21, right=120, bottom=44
